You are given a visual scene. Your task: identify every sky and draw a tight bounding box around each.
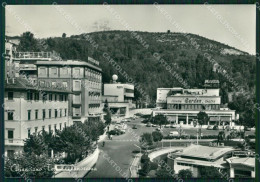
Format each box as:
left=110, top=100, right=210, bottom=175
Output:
left=5, top=4, right=256, bottom=54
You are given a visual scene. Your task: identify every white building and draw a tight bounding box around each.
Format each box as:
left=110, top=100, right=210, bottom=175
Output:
left=167, top=144, right=236, bottom=177
left=226, top=157, right=255, bottom=178
left=103, top=75, right=135, bottom=118
left=154, top=86, right=237, bottom=126
left=4, top=78, right=71, bottom=157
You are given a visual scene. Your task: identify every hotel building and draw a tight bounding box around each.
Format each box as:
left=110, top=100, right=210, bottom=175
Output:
left=9, top=51, right=103, bottom=123
left=153, top=86, right=237, bottom=126
left=103, top=75, right=135, bottom=118
left=4, top=78, right=71, bottom=157
left=36, top=58, right=103, bottom=123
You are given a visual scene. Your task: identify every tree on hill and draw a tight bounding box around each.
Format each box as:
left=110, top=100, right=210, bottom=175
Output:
left=62, top=33, right=66, bottom=38
left=17, top=31, right=41, bottom=51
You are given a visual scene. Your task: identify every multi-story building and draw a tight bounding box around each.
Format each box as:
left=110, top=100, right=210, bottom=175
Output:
left=4, top=38, right=18, bottom=78
left=12, top=51, right=59, bottom=83
left=36, top=59, right=103, bottom=123
left=4, top=78, right=71, bottom=157
left=103, top=75, right=135, bottom=118
left=154, top=83, right=237, bottom=126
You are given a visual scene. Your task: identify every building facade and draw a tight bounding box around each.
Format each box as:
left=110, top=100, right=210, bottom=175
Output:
left=103, top=75, right=135, bottom=118
left=154, top=87, right=237, bottom=126
left=167, top=144, right=255, bottom=178
left=4, top=78, right=71, bottom=157
left=36, top=59, right=103, bottom=123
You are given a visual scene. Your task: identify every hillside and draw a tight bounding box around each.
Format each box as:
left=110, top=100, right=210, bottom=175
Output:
left=16, top=31, right=256, bottom=104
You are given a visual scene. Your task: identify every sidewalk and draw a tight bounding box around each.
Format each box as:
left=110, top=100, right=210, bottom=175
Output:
left=55, top=147, right=100, bottom=178
left=129, top=153, right=142, bottom=178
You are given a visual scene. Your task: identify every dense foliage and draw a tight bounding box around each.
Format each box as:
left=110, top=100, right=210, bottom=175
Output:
left=16, top=31, right=256, bottom=125
left=17, top=31, right=255, bottom=103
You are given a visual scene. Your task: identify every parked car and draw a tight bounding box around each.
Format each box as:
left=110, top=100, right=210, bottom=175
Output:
left=152, top=124, right=157, bottom=127
left=146, top=123, right=152, bottom=127
left=225, top=125, right=231, bottom=130
left=132, top=125, right=137, bottom=129
left=165, top=124, right=170, bottom=128
left=244, top=126, right=251, bottom=131
left=170, top=124, right=177, bottom=128
left=121, top=119, right=127, bottom=122
left=156, top=127, right=162, bottom=131
left=213, top=125, right=219, bottom=130
left=120, top=129, right=126, bottom=133
left=169, top=131, right=179, bottom=137
left=207, top=125, right=214, bottom=130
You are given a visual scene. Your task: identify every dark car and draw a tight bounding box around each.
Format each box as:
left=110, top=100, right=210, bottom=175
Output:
left=213, top=125, right=219, bottom=130
left=132, top=125, right=137, bottom=129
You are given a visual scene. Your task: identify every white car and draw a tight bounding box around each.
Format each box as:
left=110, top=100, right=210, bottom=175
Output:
left=156, top=127, right=162, bottom=131
left=164, top=125, right=171, bottom=128
left=120, top=129, right=126, bottom=133
left=152, top=124, right=157, bottom=127
left=169, top=131, right=179, bottom=137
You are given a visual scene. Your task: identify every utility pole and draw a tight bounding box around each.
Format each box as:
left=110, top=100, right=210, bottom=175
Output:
left=196, top=128, right=199, bottom=145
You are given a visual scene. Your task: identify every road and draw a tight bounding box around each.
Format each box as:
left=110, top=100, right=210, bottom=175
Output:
left=86, top=120, right=141, bottom=178
left=85, top=117, right=254, bottom=177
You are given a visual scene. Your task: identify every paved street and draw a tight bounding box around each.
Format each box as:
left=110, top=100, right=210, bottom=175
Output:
left=86, top=120, right=141, bottom=178
left=86, top=117, right=255, bottom=178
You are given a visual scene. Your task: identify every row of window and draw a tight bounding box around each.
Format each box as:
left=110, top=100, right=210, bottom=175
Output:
left=167, top=104, right=220, bottom=110
left=89, top=104, right=100, bottom=108
left=26, top=92, right=67, bottom=102
left=38, top=67, right=102, bottom=82
left=6, top=109, right=67, bottom=121
left=7, top=122, right=67, bottom=140
left=27, top=122, right=67, bottom=138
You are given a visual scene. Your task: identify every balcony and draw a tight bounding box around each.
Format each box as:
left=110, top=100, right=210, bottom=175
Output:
left=13, top=52, right=59, bottom=60
left=19, top=64, right=37, bottom=71
left=5, top=139, right=24, bottom=146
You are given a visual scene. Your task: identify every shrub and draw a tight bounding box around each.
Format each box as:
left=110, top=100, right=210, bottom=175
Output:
left=141, top=154, right=150, bottom=163
left=178, top=169, right=193, bottom=178
left=150, top=162, right=158, bottom=170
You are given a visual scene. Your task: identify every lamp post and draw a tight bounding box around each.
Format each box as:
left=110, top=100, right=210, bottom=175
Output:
left=134, top=144, right=141, bottom=154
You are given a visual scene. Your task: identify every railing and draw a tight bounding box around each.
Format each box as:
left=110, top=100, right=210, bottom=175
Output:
left=19, top=64, right=37, bottom=70
left=5, top=139, right=24, bottom=146
left=13, top=52, right=58, bottom=59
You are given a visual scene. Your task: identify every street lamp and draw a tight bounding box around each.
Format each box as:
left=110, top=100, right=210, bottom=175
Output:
left=134, top=144, right=141, bottom=154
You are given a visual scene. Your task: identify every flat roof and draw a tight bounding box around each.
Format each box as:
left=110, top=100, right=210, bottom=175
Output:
left=5, top=78, right=72, bottom=94
left=226, top=157, right=255, bottom=168
left=176, top=144, right=234, bottom=160
left=36, top=59, right=102, bottom=72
